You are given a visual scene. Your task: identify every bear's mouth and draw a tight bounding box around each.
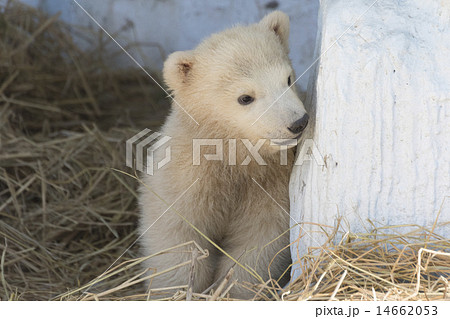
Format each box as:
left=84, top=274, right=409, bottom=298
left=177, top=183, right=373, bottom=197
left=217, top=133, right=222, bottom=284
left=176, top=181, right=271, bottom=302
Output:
left=271, top=133, right=303, bottom=146
left=294, top=133, right=303, bottom=140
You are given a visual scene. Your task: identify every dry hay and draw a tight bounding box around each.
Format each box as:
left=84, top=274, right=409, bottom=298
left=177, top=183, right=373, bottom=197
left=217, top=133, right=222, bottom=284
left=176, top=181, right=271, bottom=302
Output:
left=55, top=222, right=450, bottom=301
left=0, top=2, right=449, bottom=301
left=286, top=220, right=450, bottom=301
left=0, top=1, right=168, bottom=300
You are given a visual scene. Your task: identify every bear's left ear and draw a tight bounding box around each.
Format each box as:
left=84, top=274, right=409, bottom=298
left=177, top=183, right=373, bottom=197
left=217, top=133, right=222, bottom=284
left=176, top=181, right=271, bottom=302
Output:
left=259, top=11, right=290, bottom=52
left=163, top=50, right=195, bottom=92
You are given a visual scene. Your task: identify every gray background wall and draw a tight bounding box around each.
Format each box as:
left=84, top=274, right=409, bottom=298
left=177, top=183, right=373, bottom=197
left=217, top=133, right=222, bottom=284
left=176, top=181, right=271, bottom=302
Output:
left=21, top=0, right=319, bottom=92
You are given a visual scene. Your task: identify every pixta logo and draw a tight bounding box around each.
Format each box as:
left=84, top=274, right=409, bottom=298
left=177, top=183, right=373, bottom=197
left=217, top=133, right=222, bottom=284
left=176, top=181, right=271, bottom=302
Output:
left=126, top=131, right=324, bottom=176
left=126, top=129, right=172, bottom=175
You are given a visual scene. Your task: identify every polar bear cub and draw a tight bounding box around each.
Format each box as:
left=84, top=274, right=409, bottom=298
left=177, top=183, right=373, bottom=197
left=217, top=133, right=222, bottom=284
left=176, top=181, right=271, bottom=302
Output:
left=138, top=11, right=309, bottom=299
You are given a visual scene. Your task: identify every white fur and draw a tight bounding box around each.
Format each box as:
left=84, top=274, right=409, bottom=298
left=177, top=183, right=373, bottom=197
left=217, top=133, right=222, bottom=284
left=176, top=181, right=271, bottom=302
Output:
left=138, top=11, right=308, bottom=299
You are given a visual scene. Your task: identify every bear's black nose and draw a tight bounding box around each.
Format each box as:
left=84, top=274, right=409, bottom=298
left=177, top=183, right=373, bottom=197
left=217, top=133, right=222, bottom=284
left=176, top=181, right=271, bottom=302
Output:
left=288, top=114, right=309, bottom=134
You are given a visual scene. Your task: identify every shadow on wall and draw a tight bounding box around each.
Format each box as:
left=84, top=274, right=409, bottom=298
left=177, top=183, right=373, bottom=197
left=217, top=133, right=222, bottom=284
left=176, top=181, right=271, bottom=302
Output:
left=21, top=0, right=319, bottom=92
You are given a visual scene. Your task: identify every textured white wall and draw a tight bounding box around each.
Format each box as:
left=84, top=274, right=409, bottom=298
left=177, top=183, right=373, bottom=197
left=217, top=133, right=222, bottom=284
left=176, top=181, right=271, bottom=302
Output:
left=24, top=0, right=319, bottom=92
left=290, top=0, right=450, bottom=280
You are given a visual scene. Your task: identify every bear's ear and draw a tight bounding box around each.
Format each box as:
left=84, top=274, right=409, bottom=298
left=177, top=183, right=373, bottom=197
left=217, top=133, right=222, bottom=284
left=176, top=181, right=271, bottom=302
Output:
left=259, top=11, right=290, bottom=52
left=163, top=50, right=195, bottom=91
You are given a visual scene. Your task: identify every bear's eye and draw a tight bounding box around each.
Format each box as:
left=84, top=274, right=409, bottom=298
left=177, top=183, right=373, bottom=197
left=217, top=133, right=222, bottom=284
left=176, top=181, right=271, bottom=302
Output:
left=238, top=95, right=255, bottom=105
left=288, top=75, right=292, bottom=86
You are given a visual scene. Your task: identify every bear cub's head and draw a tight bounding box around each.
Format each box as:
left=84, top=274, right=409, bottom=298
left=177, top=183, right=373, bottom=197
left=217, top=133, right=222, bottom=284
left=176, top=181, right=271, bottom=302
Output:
left=163, top=11, right=309, bottom=149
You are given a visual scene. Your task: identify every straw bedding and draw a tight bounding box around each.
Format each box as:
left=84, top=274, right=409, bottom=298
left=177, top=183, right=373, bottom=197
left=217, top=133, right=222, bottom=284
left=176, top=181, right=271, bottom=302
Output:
left=0, top=1, right=167, bottom=300
left=0, top=2, right=449, bottom=301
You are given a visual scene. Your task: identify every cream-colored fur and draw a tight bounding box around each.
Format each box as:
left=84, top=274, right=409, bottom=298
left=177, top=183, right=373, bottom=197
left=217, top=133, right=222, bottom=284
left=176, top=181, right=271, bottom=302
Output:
left=138, top=11, right=308, bottom=299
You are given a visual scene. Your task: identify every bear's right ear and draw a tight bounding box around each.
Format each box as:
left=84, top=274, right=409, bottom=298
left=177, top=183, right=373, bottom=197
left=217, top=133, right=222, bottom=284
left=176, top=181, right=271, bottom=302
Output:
left=163, top=51, right=195, bottom=91
left=259, top=11, right=290, bottom=52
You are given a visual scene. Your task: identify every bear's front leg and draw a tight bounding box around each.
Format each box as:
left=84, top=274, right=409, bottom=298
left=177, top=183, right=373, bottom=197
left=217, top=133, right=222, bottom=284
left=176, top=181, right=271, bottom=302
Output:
left=139, top=188, right=217, bottom=299
left=213, top=190, right=291, bottom=299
